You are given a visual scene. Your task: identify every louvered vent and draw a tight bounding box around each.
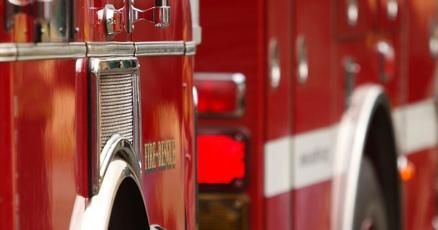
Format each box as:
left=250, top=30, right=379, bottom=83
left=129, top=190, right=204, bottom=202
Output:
left=98, top=73, right=136, bottom=151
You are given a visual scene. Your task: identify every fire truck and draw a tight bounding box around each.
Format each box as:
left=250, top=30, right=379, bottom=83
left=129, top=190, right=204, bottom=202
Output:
left=195, top=0, right=438, bottom=229
left=0, top=0, right=200, bottom=228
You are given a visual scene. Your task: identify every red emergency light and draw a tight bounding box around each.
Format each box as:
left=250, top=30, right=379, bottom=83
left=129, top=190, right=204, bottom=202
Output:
left=197, top=132, right=247, bottom=187
left=194, top=73, right=246, bottom=117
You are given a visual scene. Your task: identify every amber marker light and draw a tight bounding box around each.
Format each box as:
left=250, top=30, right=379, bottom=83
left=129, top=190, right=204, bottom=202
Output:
left=398, top=156, right=415, bottom=182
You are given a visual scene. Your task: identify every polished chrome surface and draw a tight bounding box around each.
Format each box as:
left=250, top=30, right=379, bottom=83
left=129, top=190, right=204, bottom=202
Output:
left=99, top=73, right=135, bottom=148
left=296, top=35, right=309, bottom=84
left=185, top=41, right=197, bottom=56
left=90, top=57, right=140, bottom=194
left=129, top=0, right=171, bottom=32
left=7, top=0, right=33, bottom=6
left=6, top=0, right=72, bottom=41
left=192, top=86, right=199, bottom=107
left=153, top=0, right=171, bottom=28
left=17, top=43, right=86, bottom=60
left=87, top=42, right=135, bottom=57
left=150, top=225, right=167, bottom=230
left=194, top=72, right=246, bottom=118
left=0, top=41, right=196, bottom=61
left=90, top=57, right=139, bottom=152
left=0, top=44, right=17, bottom=62
left=347, top=0, right=359, bottom=26
left=99, top=134, right=141, bottom=184
left=97, top=4, right=125, bottom=36
left=387, top=0, right=398, bottom=20
left=135, top=41, right=185, bottom=56
left=376, top=41, right=395, bottom=82
left=269, top=38, right=281, bottom=89
left=190, top=0, right=202, bottom=45
left=430, top=20, right=438, bottom=58
left=344, top=57, right=360, bottom=108
left=35, top=0, right=73, bottom=42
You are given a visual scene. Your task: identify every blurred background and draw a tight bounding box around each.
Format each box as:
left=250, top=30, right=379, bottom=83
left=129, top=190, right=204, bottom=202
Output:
left=194, top=0, right=438, bottom=229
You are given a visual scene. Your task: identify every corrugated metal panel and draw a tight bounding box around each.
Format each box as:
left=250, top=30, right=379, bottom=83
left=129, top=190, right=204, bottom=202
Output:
left=99, top=73, right=135, bottom=151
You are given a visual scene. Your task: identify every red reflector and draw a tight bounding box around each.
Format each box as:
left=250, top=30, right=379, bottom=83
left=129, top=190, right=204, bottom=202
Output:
left=198, top=134, right=246, bottom=184
left=194, top=73, right=245, bottom=117
left=197, top=81, right=237, bottom=113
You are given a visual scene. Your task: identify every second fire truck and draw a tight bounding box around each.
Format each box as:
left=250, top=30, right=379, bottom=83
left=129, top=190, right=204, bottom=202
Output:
left=195, top=0, right=438, bottom=229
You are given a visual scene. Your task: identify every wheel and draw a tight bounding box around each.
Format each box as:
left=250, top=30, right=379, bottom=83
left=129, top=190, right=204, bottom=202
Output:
left=353, top=157, right=389, bottom=230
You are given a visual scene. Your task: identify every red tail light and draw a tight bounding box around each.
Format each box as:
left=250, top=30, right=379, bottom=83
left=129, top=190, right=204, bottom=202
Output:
left=197, top=133, right=247, bottom=186
left=194, top=73, right=245, bottom=117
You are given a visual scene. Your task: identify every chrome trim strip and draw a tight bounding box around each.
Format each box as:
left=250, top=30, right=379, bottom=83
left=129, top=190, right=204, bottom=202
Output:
left=87, top=42, right=135, bottom=57
left=0, top=41, right=196, bottom=62
left=0, top=43, right=17, bottom=62
left=17, top=43, right=86, bottom=61
left=90, top=56, right=139, bottom=74
left=135, top=41, right=185, bottom=56
left=185, top=41, right=197, bottom=56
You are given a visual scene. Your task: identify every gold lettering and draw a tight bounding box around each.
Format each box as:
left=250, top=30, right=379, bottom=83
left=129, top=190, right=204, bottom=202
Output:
left=144, top=139, right=177, bottom=172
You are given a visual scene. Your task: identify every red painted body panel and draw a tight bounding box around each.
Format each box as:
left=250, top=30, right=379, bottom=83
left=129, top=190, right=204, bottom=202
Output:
left=138, top=55, right=186, bottom=229
left=0, top=63, right=13, bottom=230
left=404, top=149, right=437, bottom=230
left=294, top=0, right=337, bottom=133
left=12, top=60, right=79, bottom=229
left=131, top=0, right=193, bottom=226
left=403, top=1, right=438, bottom=229
left=292, top=181, right=331, bottom=230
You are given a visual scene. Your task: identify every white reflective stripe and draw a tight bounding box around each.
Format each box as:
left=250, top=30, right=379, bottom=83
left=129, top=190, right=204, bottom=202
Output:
left=264, top=126, right=337, bottom=197
left=264, top=99, right=437, bottom=198
left=394, top=99, right=438, bottom=154
left=264, top=136, right=292, bottom=197
left=293, top=125, right=337, bottom=189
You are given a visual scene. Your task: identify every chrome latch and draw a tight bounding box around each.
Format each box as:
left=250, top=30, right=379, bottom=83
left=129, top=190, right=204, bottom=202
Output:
left=94, top=0, right=170, bottom=36
left=97, top=4, right=125, bottom=36
left=128, top=0, right=171, bottom=32
left=150, top=225, right=167, bottom=230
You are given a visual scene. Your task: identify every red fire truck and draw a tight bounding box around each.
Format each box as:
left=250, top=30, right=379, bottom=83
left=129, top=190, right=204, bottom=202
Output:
left=195, top=0, right=438, bottom=229
left=0, top=0, right=200, bottom=228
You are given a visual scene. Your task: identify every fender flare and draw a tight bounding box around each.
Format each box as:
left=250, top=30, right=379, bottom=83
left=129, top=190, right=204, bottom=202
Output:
left=331, top=84, right=398, bottom=230
left=81, top=158, right=145, bottom=229
left=69, top=135, right=148, bottom=230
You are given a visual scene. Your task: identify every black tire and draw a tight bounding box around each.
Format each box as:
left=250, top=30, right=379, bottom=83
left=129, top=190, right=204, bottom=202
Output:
left=108, top=178, right=148, bottom=230
left=353, top=157, right=389, bottom=230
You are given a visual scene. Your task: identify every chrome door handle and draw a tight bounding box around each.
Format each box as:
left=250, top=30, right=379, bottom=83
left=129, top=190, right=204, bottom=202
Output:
left=296, top=35, right=309, bottom=84
left=386, top=0, right=398, bottom=20
left=347, top=0, right=359, bottom=26
left=268, top=38, right=281, bottom=89
left=129, top=0, right=171, bottom=32
left=344, top=57, right=360, bottom=108
left=430, top=20, right=438, bottom=58
left=97, top=4, right=126, bottom=36
left=150, top=224, right=167, bottom=230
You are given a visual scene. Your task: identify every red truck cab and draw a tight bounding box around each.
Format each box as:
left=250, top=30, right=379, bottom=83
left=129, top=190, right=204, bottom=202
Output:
left=0, top=0, right=199, bottom=229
